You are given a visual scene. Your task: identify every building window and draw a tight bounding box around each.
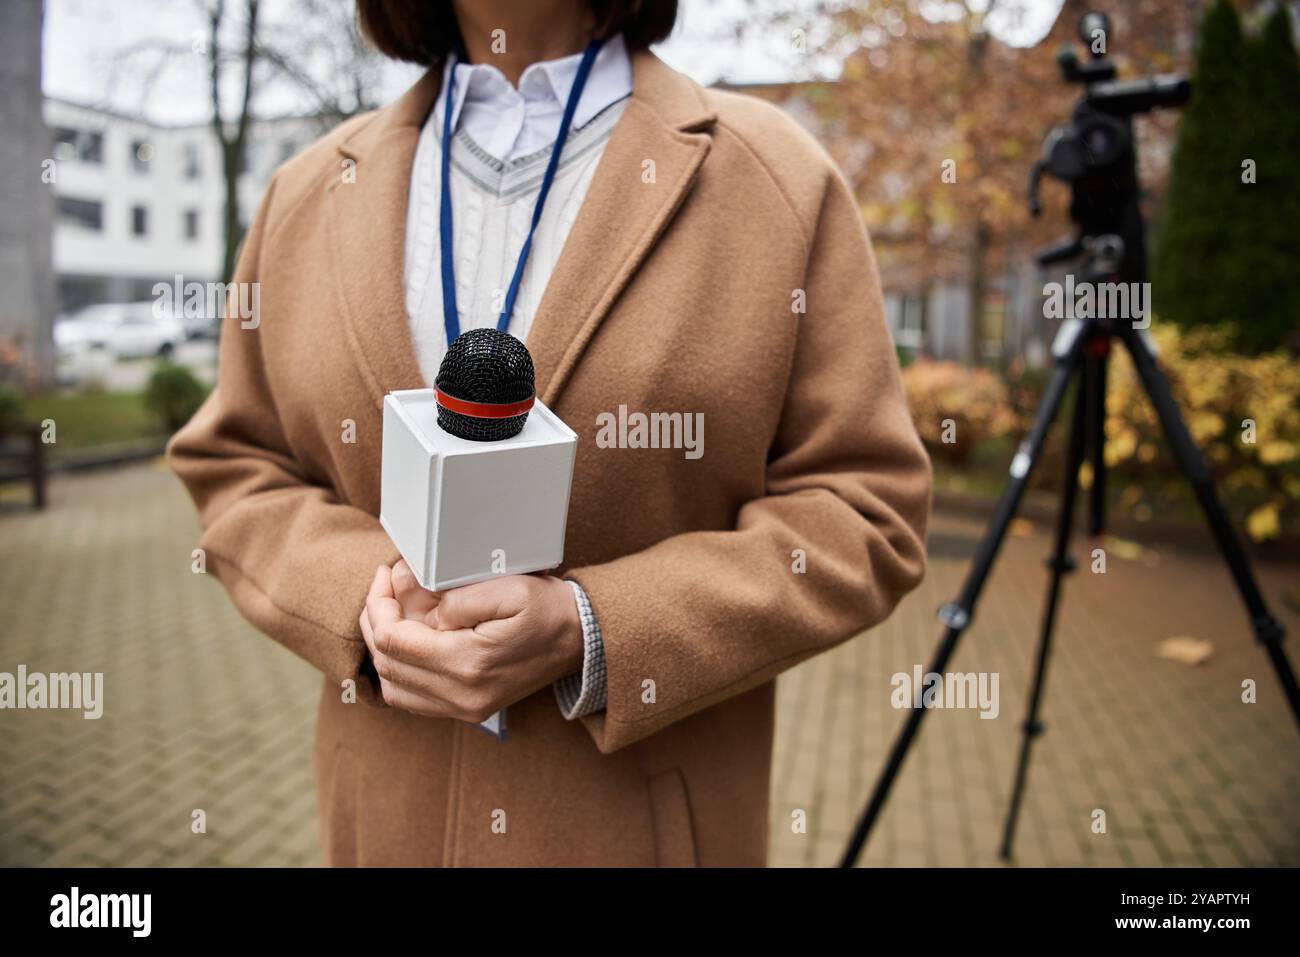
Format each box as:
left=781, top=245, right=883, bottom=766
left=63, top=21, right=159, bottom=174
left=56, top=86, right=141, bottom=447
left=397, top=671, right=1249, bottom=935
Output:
left=183, top=209, right=199, bottom=241
left=83, top=132, right=104, bottom=163
left=52, top=127, right=78, bottom=162
left=57, top=275, right=112, bottom=315
left=131, top=205, right=148, bottom=237
left=128, top=279, right=161, bottom=302
left=979, top=293, right=1006, bottom=361
left=52, top=127, right=104, bottom=164
left=56, top=196, right=104, bottom=231
left=894, top=294, right=925, bottom=351
left=131, top=139, right=153, bottom=173
left=182, top=142, right=201, bottom=180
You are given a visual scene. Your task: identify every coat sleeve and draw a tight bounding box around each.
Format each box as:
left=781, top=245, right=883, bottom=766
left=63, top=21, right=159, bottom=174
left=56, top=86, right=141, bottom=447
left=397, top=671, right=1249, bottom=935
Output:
left=566, top=169, right=932, bottom=753
left=166, top=175, right=398, bottom=702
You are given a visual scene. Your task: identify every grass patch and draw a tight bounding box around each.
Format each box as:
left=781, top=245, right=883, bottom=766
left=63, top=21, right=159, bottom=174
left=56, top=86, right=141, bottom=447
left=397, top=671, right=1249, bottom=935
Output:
left=21, top=391, right=166, bottom=453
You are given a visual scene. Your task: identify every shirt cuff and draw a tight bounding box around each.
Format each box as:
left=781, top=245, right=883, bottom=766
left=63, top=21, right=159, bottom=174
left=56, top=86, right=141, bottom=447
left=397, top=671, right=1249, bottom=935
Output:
left=554, top=579, right=607, bottom=719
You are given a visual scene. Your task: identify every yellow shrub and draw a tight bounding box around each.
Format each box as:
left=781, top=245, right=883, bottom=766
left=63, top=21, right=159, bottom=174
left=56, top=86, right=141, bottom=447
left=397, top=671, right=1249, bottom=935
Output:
left=901, top=360, right=1018, bottom=463
left=905, top=328, right=1299, bottom=541
left=1104, top=326, right=1300, bottom=541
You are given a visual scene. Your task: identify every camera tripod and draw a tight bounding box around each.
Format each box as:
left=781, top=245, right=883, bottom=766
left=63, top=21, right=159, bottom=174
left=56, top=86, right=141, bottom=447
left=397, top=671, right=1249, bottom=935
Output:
left=841, top=236, right=1300, bottom=868
left=837, top=9, right=1294, bottom=868
left=840, top=10, right=1300, bottom=867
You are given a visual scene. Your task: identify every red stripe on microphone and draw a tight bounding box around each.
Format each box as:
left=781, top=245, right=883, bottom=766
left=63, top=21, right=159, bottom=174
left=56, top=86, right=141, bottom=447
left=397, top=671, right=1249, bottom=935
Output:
left=435, top=388, right=535, bottom=419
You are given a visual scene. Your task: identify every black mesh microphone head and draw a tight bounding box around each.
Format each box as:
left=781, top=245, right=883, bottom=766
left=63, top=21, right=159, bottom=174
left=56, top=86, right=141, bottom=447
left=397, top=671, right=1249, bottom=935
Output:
left=434, top=328, right=536, bottom=441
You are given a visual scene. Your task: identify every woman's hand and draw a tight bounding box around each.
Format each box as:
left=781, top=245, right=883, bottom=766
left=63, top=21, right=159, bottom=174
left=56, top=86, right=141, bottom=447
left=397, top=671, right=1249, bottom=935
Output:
left=389, top=559, right=440, bottom=623
left=359, top=562, right=584, bottom=722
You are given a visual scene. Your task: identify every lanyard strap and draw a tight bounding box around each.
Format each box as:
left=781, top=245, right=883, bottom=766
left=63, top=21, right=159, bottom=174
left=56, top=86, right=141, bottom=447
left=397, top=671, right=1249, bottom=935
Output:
left=439, top=37, right=606, bottom=346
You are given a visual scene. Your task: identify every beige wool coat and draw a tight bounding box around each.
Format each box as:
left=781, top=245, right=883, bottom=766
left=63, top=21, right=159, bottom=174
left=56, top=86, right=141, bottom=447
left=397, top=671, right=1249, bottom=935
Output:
left=168, top=49, right=932, bottom=867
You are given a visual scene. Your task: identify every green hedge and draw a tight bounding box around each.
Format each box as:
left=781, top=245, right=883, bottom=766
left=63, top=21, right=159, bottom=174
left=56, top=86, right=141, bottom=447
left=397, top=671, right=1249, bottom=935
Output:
left=1153, top=0, right=1300, bottom=354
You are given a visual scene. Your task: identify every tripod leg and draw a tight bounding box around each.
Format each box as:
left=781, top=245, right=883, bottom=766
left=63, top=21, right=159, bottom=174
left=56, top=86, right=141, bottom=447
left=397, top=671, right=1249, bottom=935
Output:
left=839, top=321, right=1088, bottom=868
left=999, top=361, right=1090, bottom=860
left=1087, top=347, right=1109, bottom=536
left=1117, top=325, right=1300, bottom=731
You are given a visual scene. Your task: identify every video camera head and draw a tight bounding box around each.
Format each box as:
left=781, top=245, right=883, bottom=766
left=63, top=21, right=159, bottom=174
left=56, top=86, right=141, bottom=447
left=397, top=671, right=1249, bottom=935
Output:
left=1054, top=12, right=1190, bottom=114
left=1028, top=11, right=1191, bottom=280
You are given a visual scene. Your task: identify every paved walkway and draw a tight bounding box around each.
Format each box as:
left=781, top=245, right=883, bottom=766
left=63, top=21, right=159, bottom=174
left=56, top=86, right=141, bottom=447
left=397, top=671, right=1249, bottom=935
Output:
left=1, top=462, right=1297, bottom=866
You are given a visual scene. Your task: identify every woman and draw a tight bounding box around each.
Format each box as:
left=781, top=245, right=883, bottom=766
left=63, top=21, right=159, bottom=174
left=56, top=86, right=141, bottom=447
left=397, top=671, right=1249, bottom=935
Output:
left=169, top=0, right=931, bottom=867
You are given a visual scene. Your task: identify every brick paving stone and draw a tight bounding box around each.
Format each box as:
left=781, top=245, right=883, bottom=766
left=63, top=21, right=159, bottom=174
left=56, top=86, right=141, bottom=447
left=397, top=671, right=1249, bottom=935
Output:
left=2, top=463, right=1299, bottom=867
left=1199, top=838, right=1247, bottom=867
left=773, top=508, right=1300, bottom=867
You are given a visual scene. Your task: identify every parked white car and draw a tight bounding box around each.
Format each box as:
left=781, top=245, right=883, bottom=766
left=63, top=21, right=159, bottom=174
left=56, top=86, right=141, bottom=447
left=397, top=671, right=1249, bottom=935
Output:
left=54, top=302, right=187, bottom=360
left=179, top=312, right=220, bottom=341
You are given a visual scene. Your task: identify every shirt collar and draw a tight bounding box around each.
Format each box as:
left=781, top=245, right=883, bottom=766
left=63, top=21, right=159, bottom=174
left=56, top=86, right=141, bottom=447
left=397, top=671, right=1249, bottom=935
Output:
left=436, top=33, right=631, bottom=136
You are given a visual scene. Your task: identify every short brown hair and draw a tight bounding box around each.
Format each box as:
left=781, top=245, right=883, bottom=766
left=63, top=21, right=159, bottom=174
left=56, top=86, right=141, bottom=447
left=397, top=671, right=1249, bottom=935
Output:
left=357, top=1, right=678, bottom=65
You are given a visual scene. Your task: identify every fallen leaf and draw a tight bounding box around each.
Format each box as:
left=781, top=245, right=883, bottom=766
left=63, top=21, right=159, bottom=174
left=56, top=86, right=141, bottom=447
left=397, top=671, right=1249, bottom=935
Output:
left=1102, top=535, right=1145, bottom=562
left=1157, top=636, right=1214, bottom=666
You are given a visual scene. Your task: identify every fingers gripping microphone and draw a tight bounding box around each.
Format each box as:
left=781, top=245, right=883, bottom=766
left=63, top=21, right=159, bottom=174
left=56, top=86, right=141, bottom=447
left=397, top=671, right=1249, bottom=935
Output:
left=434, top=328, right=536, bottom=441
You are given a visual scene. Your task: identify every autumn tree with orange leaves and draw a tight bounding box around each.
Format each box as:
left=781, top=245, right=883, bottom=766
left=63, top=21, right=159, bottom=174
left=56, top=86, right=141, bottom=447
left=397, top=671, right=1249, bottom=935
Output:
left=750, top=0, right=1218, bottom=364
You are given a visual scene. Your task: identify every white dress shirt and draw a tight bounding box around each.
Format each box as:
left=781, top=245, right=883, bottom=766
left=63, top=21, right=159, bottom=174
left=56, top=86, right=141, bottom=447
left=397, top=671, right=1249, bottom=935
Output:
left=434, top=33, right=632, bottom=162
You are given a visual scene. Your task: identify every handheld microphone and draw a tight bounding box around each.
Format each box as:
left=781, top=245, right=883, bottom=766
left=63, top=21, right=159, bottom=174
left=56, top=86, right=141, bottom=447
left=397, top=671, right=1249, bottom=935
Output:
left=434, top=328, right=536, bottom=441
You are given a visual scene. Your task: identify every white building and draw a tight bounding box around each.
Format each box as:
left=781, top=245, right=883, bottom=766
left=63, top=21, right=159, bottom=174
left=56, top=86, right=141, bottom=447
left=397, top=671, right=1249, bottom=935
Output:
left=44, top=97, right=328, bottom=314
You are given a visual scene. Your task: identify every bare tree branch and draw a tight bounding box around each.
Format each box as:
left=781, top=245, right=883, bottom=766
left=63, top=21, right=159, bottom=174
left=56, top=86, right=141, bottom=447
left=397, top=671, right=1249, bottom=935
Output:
left=110, top=0, right=385, bottom=285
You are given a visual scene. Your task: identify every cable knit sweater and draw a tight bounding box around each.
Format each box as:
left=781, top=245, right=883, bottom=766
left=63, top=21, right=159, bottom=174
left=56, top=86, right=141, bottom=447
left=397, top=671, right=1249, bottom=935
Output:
left=403, top=99, right=628, bottom=383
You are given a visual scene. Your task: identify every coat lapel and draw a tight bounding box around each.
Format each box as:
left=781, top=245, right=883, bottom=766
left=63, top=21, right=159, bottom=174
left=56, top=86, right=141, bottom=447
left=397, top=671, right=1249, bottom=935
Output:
left=328, top=50, right=716, bottom=409
left=330, top=71, right=439, bottom=405
left=526, top=50, right=716, bottom=404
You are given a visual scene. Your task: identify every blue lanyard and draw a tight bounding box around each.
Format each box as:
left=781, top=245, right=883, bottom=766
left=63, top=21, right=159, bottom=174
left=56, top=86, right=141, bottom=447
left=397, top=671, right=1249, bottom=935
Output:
left=439, top=38, right=605, bottom=345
